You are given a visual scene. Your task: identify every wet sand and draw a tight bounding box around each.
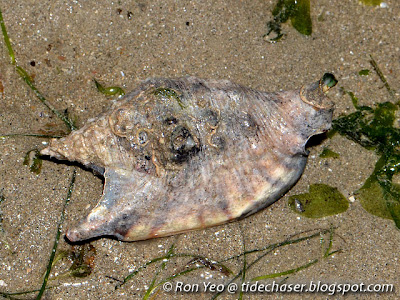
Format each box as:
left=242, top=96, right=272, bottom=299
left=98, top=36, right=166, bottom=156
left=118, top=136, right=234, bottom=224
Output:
left=0, top=0, right=399, bottom=299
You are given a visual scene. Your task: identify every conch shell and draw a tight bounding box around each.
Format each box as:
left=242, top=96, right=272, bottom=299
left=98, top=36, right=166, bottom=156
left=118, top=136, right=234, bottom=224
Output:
left=41, top=74, right=337, bottom=242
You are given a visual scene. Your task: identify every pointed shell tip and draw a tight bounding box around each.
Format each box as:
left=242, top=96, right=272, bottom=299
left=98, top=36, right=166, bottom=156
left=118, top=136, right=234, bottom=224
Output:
left=66, top=227, right=87, bottom=242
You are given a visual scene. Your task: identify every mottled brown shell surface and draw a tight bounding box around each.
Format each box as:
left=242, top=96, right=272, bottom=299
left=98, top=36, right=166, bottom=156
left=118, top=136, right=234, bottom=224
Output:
left=41, top=75, right=335, bottom=241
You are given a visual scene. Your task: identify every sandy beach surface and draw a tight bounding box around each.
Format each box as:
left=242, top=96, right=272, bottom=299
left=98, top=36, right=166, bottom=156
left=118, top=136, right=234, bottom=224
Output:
left=0, top=0, right=399, bottom=299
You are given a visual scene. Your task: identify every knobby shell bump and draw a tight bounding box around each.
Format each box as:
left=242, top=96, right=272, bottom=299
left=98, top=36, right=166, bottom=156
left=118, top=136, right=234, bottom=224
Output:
left=41, top=74, right=337, bottom=242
